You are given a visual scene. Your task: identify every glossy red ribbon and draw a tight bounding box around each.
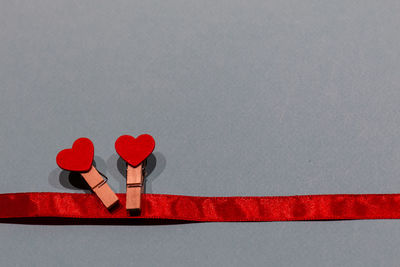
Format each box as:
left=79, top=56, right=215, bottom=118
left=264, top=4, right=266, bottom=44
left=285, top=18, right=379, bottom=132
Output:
left=2, top=192, right=400, bottom=224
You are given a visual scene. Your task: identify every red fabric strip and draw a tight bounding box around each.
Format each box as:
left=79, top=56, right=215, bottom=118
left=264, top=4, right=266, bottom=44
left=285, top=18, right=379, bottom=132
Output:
left=2, top=192, right=400, bottom=223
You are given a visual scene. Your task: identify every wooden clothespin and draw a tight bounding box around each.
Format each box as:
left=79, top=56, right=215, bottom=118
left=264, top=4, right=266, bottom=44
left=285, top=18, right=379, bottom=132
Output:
left=115, top=134, right=155, bottom=214
left=126, top=161, right=145, bottom=214
left=56, top=137, right=119, bottom=210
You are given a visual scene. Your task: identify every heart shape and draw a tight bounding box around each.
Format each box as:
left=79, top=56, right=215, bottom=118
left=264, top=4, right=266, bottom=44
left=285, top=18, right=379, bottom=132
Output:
left=56, top=137, right=94, bottom=172
left=115, top=134, right=155, bottom=167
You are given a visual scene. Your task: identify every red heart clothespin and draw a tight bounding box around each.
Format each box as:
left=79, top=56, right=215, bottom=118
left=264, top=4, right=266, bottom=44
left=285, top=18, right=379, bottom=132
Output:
left=56, top=137, right=119, bottom=210
left=115, top=134, right=155, bottom=214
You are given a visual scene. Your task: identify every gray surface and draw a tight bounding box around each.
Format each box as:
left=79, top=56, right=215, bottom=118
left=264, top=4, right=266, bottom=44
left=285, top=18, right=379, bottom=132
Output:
left=1, top=0, right=400, bottom=266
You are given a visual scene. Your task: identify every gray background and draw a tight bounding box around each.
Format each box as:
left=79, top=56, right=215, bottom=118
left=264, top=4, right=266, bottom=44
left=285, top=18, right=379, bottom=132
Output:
left=1, top=0, right=400, bottom=266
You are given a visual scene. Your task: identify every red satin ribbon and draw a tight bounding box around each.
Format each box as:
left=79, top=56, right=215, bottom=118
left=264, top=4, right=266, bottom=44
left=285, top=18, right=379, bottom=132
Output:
left=2, top=192, right=400, bottom=224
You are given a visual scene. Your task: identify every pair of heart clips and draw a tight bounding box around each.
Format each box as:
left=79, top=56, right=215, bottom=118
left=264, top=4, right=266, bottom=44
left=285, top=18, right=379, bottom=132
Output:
left=56, top=134, right=155, bottom=214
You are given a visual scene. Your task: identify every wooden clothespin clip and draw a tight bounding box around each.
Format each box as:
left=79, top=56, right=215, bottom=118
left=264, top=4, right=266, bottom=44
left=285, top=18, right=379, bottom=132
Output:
left=56, top=137, right=119, bottom=210
left=115, top=134, right=155, bottom=214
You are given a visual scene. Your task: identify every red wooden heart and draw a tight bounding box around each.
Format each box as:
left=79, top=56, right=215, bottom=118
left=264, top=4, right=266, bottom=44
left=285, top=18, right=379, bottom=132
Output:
left=56, top=137, right=94, bottom=172
left=115, top=134, right=155, bottom=167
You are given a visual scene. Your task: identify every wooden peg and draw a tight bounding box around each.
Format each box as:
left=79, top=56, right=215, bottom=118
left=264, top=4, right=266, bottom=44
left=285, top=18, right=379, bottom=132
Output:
left=81, top=166, right=119, bottom=210
left=56, top=137, right=119, bottom=210
left=126, top=163, right=144, bottom=212
left=115, top=134, right=156, bottom=215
